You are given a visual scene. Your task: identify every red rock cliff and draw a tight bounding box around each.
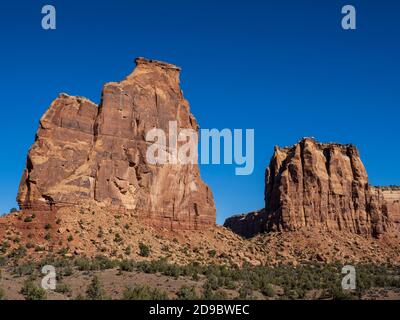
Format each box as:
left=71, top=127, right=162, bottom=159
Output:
left=225, top=138, right=393, bottom=238
left=17, top=58, right=216, bottom=230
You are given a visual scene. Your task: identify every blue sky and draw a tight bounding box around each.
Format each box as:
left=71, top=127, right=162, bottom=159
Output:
left=0, top=0, right=399, bottom=224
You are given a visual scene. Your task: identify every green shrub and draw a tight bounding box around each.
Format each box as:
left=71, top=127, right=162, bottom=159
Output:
left=125, top=246, right=132, bottom=255
left=8, top=246, right=27, bottom=259
left=55, top=283, right=72, bottom=294
left=208, top=250, right=217, bottom=258
left=74, top=257, right=93, bottom=271
left=0, top=256, right=7, bottom=266
left=119, top=259, right=135, bottom=272
left=20, top=280, right=46, bottom=300
left=139, top=242, right=150, bottom=257
left=94, top=255, right=118, bottom=270
left=123, top=285, right=168, bottom=300
left=177, top=285, right=199, bottom=300
left=86, top=276, right=107, bottom=300
left=261, top=282, right=276, bottom=297
left=14, top=262, right=36, bottom=276
left=0, top=241, right=10, bottom=254
left=114, top=233, right=123, bottom=243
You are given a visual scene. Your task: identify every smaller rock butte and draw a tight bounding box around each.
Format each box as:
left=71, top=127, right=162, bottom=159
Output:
left=16, top=57, right=216, bottom=230
left=224, top=137, right=398, bottom=238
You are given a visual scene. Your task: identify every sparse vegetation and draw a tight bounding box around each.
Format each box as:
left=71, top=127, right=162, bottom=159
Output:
left=1, top=251, right=400, bottom=300
left=86, top=276, right=107, bottom=300
left=177, top=285, right=199, bottom=300
left=55, top=283, right=72, bottom=295
left=20, top=279, right=46, bottom=300
left=123, top=285, right=168, bottom=300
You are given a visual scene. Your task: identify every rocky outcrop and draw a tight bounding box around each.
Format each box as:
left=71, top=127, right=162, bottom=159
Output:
left=223, top=209, right=265, bottom=239
left=225, top=138, right=393, bottom=238
left=17, top=57, right=216, bottom=230
left=374, top=186, right=400, bottom=224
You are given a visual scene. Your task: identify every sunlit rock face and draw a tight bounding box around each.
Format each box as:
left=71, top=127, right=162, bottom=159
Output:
left=17, top=58, right=216, bottom=230
left=225, top=138, right=393, bottom=238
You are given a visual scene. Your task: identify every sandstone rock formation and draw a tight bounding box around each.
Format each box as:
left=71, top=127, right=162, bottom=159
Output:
left=17, top=57, right=215, bottom=230
left=374, top=186, right=400, bottom=224
left=225, top=138, right=393, bottom=238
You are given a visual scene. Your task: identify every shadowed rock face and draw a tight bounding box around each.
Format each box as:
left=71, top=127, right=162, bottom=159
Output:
left=17, top=57, right=216, bottom=230
left=225, top=138, right=393, bottom=238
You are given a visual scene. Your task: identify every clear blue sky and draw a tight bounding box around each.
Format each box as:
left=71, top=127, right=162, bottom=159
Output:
left=0, top=1, right=399, bottom=224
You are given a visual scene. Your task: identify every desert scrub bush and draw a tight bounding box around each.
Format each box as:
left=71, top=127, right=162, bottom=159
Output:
left=124, top=245, right=132, bottom=255
left=208, top=249, right=216, bottom=258
left=176, top=285, right=199, bottom=300
left=7, top=246, right=27, bottom=259
left=114, top=233, right=123, bottom=243
left=57, top=247, right=69, bottom=256
left=74, top=257, right=94, bottom=271
left=328, top=285, right=357, bottom=300
left=0, top=256, right=7, bottom=266
left=139, top=242, right=151, bottom=257
left=55, top=283, right=72, bottom=295
left=94, top=255, right=118, bottom=270
left=205, top=275, right=219, bottom=291
left=0, top=241, right=10, bottom=254
left=13, top=262, right=36, bottom=276
left=44, top=223, right=51, bottom=230
left=123, top=285, right=168, bottom=300
left=119, top=259, right=135, bottom=272
left=67, top=235, right=73, bottom=242
left=162, top=264, right=182, bottom=278
left=35, top=245, right=45, bottom=252
left=86, top=276, right=107, bottom=300
left=20, top=280, right=46, bottom=300
left=73, top=256, right=116, bottom=271
left=201, top=281, right=228, bottom=300
left=24, top=216, right=33, bottom=223
left=238, top=283, right=254, bottom=300
left=261, top=282, right=276, bottom=297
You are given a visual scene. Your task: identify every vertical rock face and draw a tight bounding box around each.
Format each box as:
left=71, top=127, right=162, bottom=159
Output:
left=265, top=138, right=390, bottom=236
left=375, top=187, right=400, bottom=224
left=225, top=138, right=393, bottom=237
left=17, top=57, right=216, bottom=230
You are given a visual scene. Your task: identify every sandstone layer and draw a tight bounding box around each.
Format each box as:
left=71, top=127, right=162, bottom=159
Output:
left=375, top=186, right=400, bottom=224
left=17, top=57, right=215, bottom=230
left=225, top=138, right=393, bottom=238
